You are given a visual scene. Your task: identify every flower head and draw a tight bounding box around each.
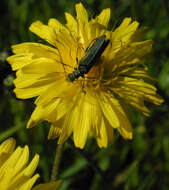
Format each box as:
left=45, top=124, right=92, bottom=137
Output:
left=7, top=3, right=163, bottom=148
left=0, top=138, right=60, bottom=190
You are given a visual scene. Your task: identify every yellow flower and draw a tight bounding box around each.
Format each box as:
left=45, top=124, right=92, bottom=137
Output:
left=0, top=138, right=61, bottom=190
left=7, top=3, right=163, bottom=149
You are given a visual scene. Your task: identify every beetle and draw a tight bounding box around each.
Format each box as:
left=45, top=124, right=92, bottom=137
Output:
left=67, top=35, right=110, bottom=82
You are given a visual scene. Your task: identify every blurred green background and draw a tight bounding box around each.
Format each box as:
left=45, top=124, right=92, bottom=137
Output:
left=0, top=0, right=169, bottom=189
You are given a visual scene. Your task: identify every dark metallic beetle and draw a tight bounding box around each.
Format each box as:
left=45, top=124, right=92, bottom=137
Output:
left=67, top=35, right=110, bottom=82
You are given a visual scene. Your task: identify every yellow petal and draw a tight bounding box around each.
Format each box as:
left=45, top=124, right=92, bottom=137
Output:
left=7, top=53, right=33, bottom=70
left=98, top=92, right=120, bottom=128
left=76, top=3, right=90, bottom=47
left=65, top=12, right=77, bottom=36
left=109, top=97, right=133, bottom=139
left=95, top=8, right=110, bottom=27
left=129, top=69, right=156, bottom=82
left=54, top=99, right=73, bottom=121
left=112, top=40, right=152, bottom=65
left=90, top=102, right=102, bottom=137
left=11, top=42, right=58, bottom=58
left=96, top=118, right=108, bottom=148
left=29, top=21, right=56, bottom=46
left=17, top=174, right=40, bottom=190
left=23, top=154, right=39, bottom=177
left=21, top=58, right=62, bottom=74
left=73, top=94, right=91, bottom=148
left=34, top=80, right=70, bottom=105
left=53, top=33, right=77, bottom=68
left=27, top=99, right=60, bottom=128
left=58, top=108, right=76, bottom=144
left=48, top=124, right=62, bottom=139
left=112, top=18, right=139, bottom=45
left=0, top=167, right=13, bottom=190
left=0, top=147, right=23, bottom=177
left=10, top=154, right=39, bottom=189
left=14, top=83, right=48, bottom=99
left=0, top=138, right=16, bottom=171
left=48, top=18, right=68, bottom=33
left=14, top=72, right=60, bottom=89
left=0, top=138, right=16, bottom=156
left=11, top=146, right=29, bottom=177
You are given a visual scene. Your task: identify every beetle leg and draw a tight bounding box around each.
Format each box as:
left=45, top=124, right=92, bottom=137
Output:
left=55, top=47, right=67, bottom=78
left=81, top=79, right=86, bottom=94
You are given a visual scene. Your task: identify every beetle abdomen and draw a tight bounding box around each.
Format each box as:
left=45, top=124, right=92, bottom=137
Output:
left=67, top=35, right=109, bottom=82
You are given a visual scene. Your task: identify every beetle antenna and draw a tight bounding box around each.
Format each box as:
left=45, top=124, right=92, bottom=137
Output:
left=55, top=47, right=67, bottom=78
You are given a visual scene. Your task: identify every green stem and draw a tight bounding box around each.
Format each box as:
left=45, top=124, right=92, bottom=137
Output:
left=50, top=143, right=63, bottom=181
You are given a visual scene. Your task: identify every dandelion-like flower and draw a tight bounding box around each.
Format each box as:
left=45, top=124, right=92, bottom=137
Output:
left=7, top=3, right=163, bottom=148
left=0, top=138, right=60, bottom=190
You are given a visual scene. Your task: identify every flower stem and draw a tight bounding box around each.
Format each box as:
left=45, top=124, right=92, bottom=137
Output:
left=50, top=143, right=63, bottom=181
